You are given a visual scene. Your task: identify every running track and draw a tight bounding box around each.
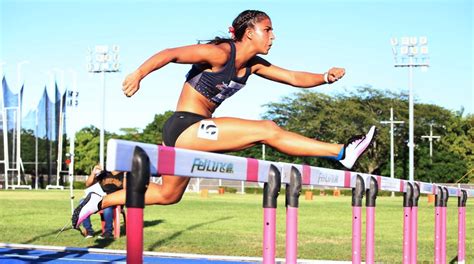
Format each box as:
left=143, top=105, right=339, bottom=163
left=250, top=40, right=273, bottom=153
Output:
left=0, top=243, right=350, bottom=263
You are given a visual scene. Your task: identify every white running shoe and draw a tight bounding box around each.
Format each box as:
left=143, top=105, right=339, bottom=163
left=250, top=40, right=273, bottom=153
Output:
left=72, top=192, right=103, bottom=229
left=84, top=182, right=106, bottom=197
left=339, top=126, right=377, bottom=170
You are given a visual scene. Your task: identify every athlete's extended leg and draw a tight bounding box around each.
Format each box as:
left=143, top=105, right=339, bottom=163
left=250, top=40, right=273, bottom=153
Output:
left=72, top=175, right=190, bottom=228
left=176, top=117, right=343, bottom=156
left=101, top=175, right=190, bottom=208
left=176, top=117, right=376, bottom=169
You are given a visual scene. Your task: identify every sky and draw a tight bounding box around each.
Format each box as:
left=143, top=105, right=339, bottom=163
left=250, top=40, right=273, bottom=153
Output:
left=1, top=0, right=472, bottom=134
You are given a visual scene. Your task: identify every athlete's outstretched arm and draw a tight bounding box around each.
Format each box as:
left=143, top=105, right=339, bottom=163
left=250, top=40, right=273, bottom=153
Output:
left=122, top=44, right=228, bottom=97
left=250, top=56, right=345, bottom=88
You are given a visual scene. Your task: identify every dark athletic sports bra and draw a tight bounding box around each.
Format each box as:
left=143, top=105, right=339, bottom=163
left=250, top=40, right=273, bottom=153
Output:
left=185, top=41, right=251, bottom=106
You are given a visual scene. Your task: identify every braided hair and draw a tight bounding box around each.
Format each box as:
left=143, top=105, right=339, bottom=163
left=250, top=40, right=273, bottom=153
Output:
left=206, top=10, right=270, bottom=44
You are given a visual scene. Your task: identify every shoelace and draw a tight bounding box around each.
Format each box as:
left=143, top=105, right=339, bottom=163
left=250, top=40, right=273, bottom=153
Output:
left=347, top=134, right=365, bottom=146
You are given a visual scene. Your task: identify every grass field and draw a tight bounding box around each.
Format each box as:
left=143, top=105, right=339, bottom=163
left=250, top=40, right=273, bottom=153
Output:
left=0, top=189, right=472, bottom=263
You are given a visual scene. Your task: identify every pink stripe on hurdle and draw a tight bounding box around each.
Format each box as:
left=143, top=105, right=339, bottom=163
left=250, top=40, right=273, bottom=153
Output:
left=344, top=171, right=351, bottom=188
left=302, top=165, right=311, bottom=185
left=399, top=180, right=404, bottom=193
left=246, top=158, right=259, bottom=182
left=377, top=176, right=382, bottom=190
left=158, top=146, right=175, bottom=175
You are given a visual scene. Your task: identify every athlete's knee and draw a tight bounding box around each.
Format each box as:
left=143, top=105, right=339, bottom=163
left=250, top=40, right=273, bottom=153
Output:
left=260, top=120, right=282, bottom=140
left=159, top=189, right=185, bottom=205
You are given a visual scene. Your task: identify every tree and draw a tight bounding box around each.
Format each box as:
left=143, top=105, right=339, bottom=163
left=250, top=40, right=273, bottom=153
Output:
left=263, top=87, right=395, bottom=173
left=74, top=126, right=100, bottom=175
left=140, top=111, right=174, bottom=144
left=262, top=86, right=471, bottom=182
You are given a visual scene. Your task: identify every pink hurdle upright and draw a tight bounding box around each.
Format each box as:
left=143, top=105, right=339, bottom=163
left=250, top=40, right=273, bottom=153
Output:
left=434, top=186, right=443, bottom=264
left=440, top=187, right=449, bottom=264
left=351, top=175, right=365, bottom=264
left=410, top=183, right=420, bottom=264
left=126, top=147, right=150, bottom=264
left=285, top=167, right=302, bottom=264
left=402, top=182, right=413, bottom=264
left=402, top=182, right=420, bottom=264
left=365, top=176, right=378, bottom=264
left=262, top=165, right=281, bottom=264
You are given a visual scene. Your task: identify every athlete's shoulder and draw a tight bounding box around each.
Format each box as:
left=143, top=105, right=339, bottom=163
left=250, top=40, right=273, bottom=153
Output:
left=196, top=43, right=230, bottom=66
left=248, top=56, right=271, bottom=73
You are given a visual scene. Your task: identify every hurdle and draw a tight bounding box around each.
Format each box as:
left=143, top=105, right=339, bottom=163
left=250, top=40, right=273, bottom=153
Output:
left=106, top=139, right=473, bottom=264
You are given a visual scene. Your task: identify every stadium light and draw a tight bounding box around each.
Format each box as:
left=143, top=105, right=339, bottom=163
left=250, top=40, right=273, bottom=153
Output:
left=390, top=36, right=429, bottom=182
left=86, top=45, right=121, bottom=168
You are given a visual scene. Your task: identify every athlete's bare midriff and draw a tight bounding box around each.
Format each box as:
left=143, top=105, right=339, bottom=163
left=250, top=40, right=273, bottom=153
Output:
left=175, top=83, right=217, bottom=117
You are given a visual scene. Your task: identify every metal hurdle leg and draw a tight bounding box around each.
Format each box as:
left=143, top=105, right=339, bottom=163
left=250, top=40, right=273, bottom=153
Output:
left=263, top=164, right=281, bottom=264
left=441, top=187, right=449, bottom=264
left=410, top=183, right=420, bottom=264
left=126, top=146, right=150, bottom=264
left=458, top=190, right=467, bottom=264
left=365, top=176, right=378, bottom=264
left=434, top=186, right=443, bottom=264
left=402, top=182, right=413, bottom=264
left=285, top=166, right=302, bottom=264
left=352, top=175, right=365, bottom=264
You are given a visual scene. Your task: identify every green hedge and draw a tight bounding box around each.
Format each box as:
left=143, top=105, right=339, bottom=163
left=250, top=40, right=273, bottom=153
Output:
left=223, top=186, right=237, bottom=193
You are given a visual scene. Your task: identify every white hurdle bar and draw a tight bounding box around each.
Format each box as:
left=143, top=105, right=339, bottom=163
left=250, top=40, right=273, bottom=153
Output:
left=106, top=139, right=472, bottom=264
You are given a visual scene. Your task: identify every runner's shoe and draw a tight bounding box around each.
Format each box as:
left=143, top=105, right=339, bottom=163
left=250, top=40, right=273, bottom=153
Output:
left=72, top=192, right=103, bottom=229
left=84, top=182, right=106, bottom=196
left=339, top=126, right=377, bottom=170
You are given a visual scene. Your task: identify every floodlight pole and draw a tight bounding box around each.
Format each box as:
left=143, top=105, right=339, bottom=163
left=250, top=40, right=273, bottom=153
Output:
left=408, top=55, right=415, bottom=183
left=87, top=45, right=120, bottom=169
left=391, top=37, right=429, bottom=182
left=380, top=107, right=404, bottom=197
left=100, top=70, right=106, bottom=168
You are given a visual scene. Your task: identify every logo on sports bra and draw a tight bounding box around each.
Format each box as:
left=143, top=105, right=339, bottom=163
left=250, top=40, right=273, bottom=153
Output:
left=213, top=81, right=246, bottom=103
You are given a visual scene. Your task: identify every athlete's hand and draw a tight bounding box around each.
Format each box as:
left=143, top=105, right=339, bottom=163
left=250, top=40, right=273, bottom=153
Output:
left=122, top=70, right=142, bottom=97
left=327, top=67, right=345, bottom=83
left=91, top=164, right=102, bottom=176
